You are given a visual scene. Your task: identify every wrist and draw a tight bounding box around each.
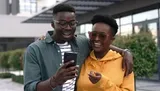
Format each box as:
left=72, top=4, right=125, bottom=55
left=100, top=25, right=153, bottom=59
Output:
left=122, top=49, right=130, bottom=56
left=49, top=76, right=57, bottom=90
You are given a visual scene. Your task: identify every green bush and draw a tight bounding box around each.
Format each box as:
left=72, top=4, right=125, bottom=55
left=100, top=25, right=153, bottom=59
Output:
left=0, top=73, right=12, bottom=78
left=12, top=74, right=23, bottom=84
left=113, top=32, right=158, bottom=77
left=8, top=49, right=25, bottom=70
left=0, top=52, right=11, bottom=72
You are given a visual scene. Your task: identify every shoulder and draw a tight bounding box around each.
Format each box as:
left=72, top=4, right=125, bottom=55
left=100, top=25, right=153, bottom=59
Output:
left=26, top=40, right=47, bottom=52
left=109, top=50, right=123, bottom=60
left=75, top=35, right=89, bottom=45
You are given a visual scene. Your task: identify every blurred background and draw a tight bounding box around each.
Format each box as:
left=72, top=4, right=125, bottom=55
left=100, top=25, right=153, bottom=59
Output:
left=0, top=0, right=160, bottom=91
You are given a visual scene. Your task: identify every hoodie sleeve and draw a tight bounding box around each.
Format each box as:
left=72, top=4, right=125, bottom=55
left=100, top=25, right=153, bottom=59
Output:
left=95, top=72, right=135, bottom=91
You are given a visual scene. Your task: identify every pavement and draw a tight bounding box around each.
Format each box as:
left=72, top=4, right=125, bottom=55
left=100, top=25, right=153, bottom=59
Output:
left=0, top=78, right=159, bottom=91
left=136, top=80, right=160, bottom=91
left=0, top=78, right=23, bottom=91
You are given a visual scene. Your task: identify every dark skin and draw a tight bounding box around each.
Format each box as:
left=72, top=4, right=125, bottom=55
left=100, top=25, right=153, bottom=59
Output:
left=39, top=36, right=133, bottom=76
left=88, top=23, right=132, bottom=84
left=37, top=12, right=79, bottom=91
left=37, top=12, right=133, bottom=91
left=88, top=23, right=115, bottom=83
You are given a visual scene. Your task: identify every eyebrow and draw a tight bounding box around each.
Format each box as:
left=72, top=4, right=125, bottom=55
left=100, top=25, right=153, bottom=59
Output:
left=58, top=19, right=75, bottom=21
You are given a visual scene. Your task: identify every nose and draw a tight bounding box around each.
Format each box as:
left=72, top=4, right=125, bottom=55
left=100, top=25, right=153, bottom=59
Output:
left=95, top=35, right=100, bottom=41
left=65, top=24, right=72, bottom=30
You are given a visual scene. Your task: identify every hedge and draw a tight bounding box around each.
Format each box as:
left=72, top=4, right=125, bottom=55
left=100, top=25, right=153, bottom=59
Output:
left=0, top=32, right=158, bottom=78
left=8, top=49, right=25, bottom=70
left=113, top=32, right=158, bottom=77
left=12, top=74, right=23, bottom=84
left=0, top=73, right=12, bottom=78
left=0, top=52, right=11, bottom=72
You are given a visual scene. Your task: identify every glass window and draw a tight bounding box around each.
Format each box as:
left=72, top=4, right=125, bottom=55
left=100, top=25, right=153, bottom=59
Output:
left=116, top=28, right=121, bottom=35
left=148, top=22, right=158, bottom=43
left=80, top=24, right=93, bottom=38
left=159, top=8, right=160, bottom=17
left=19, top=0, right=37, bottom=14
left=80, top=25, right=85, bottom=34
left=120, top=24, right=133, bottom=36
left=120, top=15, right=132, bottom=25
left=133, top=9, right=158, bottom=23
left=134, top=24, right=143, bottom=34
left=115, top=18, right=120, bottom=26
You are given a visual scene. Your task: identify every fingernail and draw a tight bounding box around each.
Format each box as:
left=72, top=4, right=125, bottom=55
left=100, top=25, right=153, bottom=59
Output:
left=60, top=63, right=64, bottom=66
left=71, top=60, right=74, bottom=63
left=75, top=74, right=78, bottom=76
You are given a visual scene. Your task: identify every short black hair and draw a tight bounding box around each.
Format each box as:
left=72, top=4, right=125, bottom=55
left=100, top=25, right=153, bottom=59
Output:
left=91, top=15, right=118, bottom=36
left=52, top=4, right=75, bottom=15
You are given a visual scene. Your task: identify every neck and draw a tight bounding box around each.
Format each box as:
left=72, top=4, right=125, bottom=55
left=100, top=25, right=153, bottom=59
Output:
left=52, top=34, right=66, bottom=44
left=94, top=49, right=109, bottom=59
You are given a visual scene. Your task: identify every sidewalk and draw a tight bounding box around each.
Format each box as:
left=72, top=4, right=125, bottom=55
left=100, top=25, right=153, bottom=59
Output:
left=0, top=78, right=159, bottom=91
left=136, top=80, right=160, bottom=91
left=0, top=78, right=23, bottom=91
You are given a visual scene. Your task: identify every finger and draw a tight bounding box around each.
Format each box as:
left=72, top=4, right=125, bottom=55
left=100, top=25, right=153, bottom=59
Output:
left=63, top=75, right=77, bottom=80
left=88, top=75, right=98, bottom=84
left=89, top=71, right=94, bottom=76
left=124, top=60, right=129, bottom=77
left=94, top=72, right=101, bottom=76
left=65, top=70, right=78, bottom=76
left=122, top=57, right=126, bottom=71
left=129, top=58, right=133, bottom=74
left=126, top=60, right=130, bottom=76
left=88, top=73, right=97, bottom=79
left=88, top=74, right=95, bottom=81
left=65, top=65, right=78, bottom=72
left=89, top=75, right=94, bottom=81
left=62, top=60, right=75, bottom=68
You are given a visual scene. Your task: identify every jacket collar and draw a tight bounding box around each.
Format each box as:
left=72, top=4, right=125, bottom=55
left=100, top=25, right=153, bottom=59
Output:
left=90, top=49, right=122, bottom=61
left=45, top=31, right=54, bottom=43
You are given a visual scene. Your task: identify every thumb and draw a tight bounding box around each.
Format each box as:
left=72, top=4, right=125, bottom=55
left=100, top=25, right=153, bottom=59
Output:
left=94, top=72, right=101, bottom=76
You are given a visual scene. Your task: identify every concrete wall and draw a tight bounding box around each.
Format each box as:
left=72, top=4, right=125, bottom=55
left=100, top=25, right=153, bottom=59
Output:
left=0, top=0, right=10, bottom=15
left=0, top=15, right=52, bottom=38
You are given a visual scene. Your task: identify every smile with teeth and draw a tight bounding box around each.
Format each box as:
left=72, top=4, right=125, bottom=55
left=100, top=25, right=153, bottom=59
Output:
left=94, top=42, right=101, bottom=47
left=63, top=32, right=71, bottom=36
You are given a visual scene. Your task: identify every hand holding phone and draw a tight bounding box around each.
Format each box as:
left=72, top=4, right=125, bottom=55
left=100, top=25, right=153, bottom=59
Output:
left=64, top=52, right=77, bottom=68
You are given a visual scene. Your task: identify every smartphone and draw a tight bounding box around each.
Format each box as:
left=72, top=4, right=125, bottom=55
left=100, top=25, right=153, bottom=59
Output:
left=64, top=52, right=77, bottom=68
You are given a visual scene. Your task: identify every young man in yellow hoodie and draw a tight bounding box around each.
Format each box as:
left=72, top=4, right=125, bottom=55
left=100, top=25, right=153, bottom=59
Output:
left=77, top=15, right=134, bottom=91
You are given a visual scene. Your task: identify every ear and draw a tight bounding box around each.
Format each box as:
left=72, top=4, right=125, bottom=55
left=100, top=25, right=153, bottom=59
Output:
left=88, top=31, right=92, bottom=39
left=110, top=36, right=115, bottom=43
left=51, top=22, right=55, bottom=28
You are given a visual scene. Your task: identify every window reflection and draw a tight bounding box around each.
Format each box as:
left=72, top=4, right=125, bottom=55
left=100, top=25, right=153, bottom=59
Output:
left=80, top=24, right=92, bottom=38
left=148, top=22, right=157, bottom=43
left=121, top=24, right=132, bottom=36
left=115, top=18, right=120, bottom=26
left=20, top=0, right=37, bottom=14
left=116, top=28, right=121, bottom=35
left=133, top=9, right=158, bottom=23
left=120, top=15, right=132, bottom=25
left=134, top=24, right=143, bottom=34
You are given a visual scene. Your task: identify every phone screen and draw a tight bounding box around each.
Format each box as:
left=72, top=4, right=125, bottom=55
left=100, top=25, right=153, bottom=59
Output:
left=64, top=52, right=77, bottom=68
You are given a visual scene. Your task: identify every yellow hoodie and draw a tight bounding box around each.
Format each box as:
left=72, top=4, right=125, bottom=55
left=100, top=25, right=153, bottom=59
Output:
left=77, top=50, right=134, bottom=91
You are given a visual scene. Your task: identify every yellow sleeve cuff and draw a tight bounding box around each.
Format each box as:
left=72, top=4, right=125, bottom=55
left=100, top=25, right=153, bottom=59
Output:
left=95, top=74, right=113, bottom=89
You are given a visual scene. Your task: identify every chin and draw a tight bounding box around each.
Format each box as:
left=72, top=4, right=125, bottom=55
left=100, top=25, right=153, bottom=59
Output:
left=63, top=36, right=74, bottom=41
left=93, top=48, right=102, bottom=53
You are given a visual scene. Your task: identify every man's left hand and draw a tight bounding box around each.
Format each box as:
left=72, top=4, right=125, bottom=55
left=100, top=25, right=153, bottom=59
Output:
left=122, top=49, right=133, bottom=77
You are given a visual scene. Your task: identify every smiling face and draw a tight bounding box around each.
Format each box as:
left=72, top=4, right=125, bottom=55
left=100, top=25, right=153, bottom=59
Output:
left=52, top=12, right=77, bottom=43
left=89, top=23, right=115, bottom=54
